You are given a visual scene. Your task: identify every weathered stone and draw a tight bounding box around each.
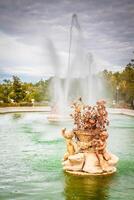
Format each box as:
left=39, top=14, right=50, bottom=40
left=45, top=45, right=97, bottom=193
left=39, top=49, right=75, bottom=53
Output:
left=61, top=99, right=119, bottom=175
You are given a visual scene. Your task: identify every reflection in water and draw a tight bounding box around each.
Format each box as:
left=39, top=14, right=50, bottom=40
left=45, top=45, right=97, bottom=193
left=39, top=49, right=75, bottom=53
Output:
left=64, top=173, right=116, bottom=200
left=12, top=113, right=23, bottom=120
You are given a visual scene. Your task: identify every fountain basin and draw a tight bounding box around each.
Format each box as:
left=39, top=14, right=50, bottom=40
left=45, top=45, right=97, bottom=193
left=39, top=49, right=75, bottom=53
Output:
left=47, top=114, right=72, bottom=123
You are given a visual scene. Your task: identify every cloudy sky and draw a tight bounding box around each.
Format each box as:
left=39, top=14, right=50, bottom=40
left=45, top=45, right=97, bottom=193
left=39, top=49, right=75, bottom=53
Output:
left=0, top=0, right=134, bottom=82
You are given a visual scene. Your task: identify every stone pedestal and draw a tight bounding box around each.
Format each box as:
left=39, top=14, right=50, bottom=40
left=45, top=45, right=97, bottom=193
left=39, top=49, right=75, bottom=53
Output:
left=62, top=130, right=118, bottom=175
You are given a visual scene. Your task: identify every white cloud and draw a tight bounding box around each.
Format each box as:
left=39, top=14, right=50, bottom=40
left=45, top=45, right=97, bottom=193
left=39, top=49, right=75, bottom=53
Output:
left=0, top=32, right=54, bottom=77
left=0, top=32, right=40, bottom=63
left=0, top=0, right=133, bottom=81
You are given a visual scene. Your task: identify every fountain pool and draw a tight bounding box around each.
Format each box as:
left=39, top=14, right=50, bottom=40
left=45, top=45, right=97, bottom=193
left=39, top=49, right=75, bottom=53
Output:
left=0, top=112, right=134, bottom=200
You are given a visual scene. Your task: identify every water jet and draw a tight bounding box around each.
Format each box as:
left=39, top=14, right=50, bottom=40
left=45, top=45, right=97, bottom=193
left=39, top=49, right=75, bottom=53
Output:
left=48, top=14, right=101, bottom=122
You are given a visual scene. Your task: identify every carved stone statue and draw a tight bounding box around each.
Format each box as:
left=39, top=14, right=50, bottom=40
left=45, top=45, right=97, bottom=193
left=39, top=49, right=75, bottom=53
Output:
left=61, top=128, right=76, bottom=160
left=61, top=99, right=119, bottom=175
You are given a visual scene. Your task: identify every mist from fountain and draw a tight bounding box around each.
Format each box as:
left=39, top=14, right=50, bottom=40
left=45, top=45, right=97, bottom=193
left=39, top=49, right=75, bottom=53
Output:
left=48, top=14, right=102, bottom=117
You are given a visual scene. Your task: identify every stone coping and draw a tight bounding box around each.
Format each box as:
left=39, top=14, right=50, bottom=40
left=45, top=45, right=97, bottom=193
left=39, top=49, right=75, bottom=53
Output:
left=0, top=106, right=51, bottom=114
left=0, top=106, right=133, bottom=116
left=107, top=108, right=134, bottom=117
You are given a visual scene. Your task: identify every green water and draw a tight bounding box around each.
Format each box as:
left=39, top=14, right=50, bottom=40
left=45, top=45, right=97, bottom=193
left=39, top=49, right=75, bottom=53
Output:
left=0, top=112, right=134, bottom=200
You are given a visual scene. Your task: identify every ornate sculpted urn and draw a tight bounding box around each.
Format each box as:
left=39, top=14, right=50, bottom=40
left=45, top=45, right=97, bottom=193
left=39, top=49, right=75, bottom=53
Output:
left=61, top=99, right=119, bottom=175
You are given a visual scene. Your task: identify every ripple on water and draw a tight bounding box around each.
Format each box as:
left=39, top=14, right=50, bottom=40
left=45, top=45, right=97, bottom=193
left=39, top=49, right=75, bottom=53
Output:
left=0, top=113, right=134, bottom=200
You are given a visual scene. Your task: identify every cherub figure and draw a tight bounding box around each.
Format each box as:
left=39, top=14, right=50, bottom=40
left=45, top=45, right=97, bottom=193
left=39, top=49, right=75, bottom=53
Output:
left=61, top=128, right=77, bottom=161
left=99, top=131, right=111, bottom=161
left=91, top=138, right=107, bottom=171
left=91, top=130, right=110, bottom=171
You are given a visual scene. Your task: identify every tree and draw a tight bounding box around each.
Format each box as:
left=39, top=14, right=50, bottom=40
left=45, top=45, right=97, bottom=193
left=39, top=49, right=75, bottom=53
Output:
left=33, top=79, right=50, bottom=102
left=11, top=76, right=26, bottom=103
left=0, top=79, right=12, bottom=103
left=101, top=53, right=134, bottom=106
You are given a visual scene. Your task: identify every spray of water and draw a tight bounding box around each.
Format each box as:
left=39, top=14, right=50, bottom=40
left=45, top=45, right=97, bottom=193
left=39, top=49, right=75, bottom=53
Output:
left=48, top=14, right=102, bottom=115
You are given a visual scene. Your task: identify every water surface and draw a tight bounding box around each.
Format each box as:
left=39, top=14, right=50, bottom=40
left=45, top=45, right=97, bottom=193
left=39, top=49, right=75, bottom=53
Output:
left=0, top=112, right=134, bottom=200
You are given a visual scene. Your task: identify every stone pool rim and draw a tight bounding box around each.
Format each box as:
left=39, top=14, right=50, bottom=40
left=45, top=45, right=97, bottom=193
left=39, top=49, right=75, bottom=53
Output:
left=0, top=106, right=134, bottom=116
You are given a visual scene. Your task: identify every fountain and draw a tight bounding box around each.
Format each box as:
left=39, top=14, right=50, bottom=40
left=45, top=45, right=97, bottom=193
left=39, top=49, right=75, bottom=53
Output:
left=48, top=14, right=100, bottom=122
left=61, top=99, right=119, bottom=175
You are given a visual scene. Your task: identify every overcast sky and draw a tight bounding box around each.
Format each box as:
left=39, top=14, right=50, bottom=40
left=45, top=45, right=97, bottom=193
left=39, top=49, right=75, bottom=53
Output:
left=0, top=0, right=134, bottom=82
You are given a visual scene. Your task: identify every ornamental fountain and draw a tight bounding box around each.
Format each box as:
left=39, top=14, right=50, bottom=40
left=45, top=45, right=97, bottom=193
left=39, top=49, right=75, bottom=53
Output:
left=61, top=98, right=119, bottom=175
left=48, top=14, right=102, bottom=122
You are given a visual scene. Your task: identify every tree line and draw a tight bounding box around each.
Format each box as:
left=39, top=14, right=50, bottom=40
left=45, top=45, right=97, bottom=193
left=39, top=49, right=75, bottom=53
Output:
left=0, top=76, right=50, bottom=106
left=0, top=57, right=134, bottom=108
left=101, top=57, right=134, bottom=108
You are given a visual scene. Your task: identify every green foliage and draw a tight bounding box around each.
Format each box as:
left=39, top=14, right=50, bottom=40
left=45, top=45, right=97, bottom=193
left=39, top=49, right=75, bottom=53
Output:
left=0, top=79, right=12, bottom=103
left=101, top=58, right=134, bottom=107
left=0, top=54, right=134, bottom=108
left=10, top=76, right=26, bottom=103
left=0, top=76, right=50, bottom=105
